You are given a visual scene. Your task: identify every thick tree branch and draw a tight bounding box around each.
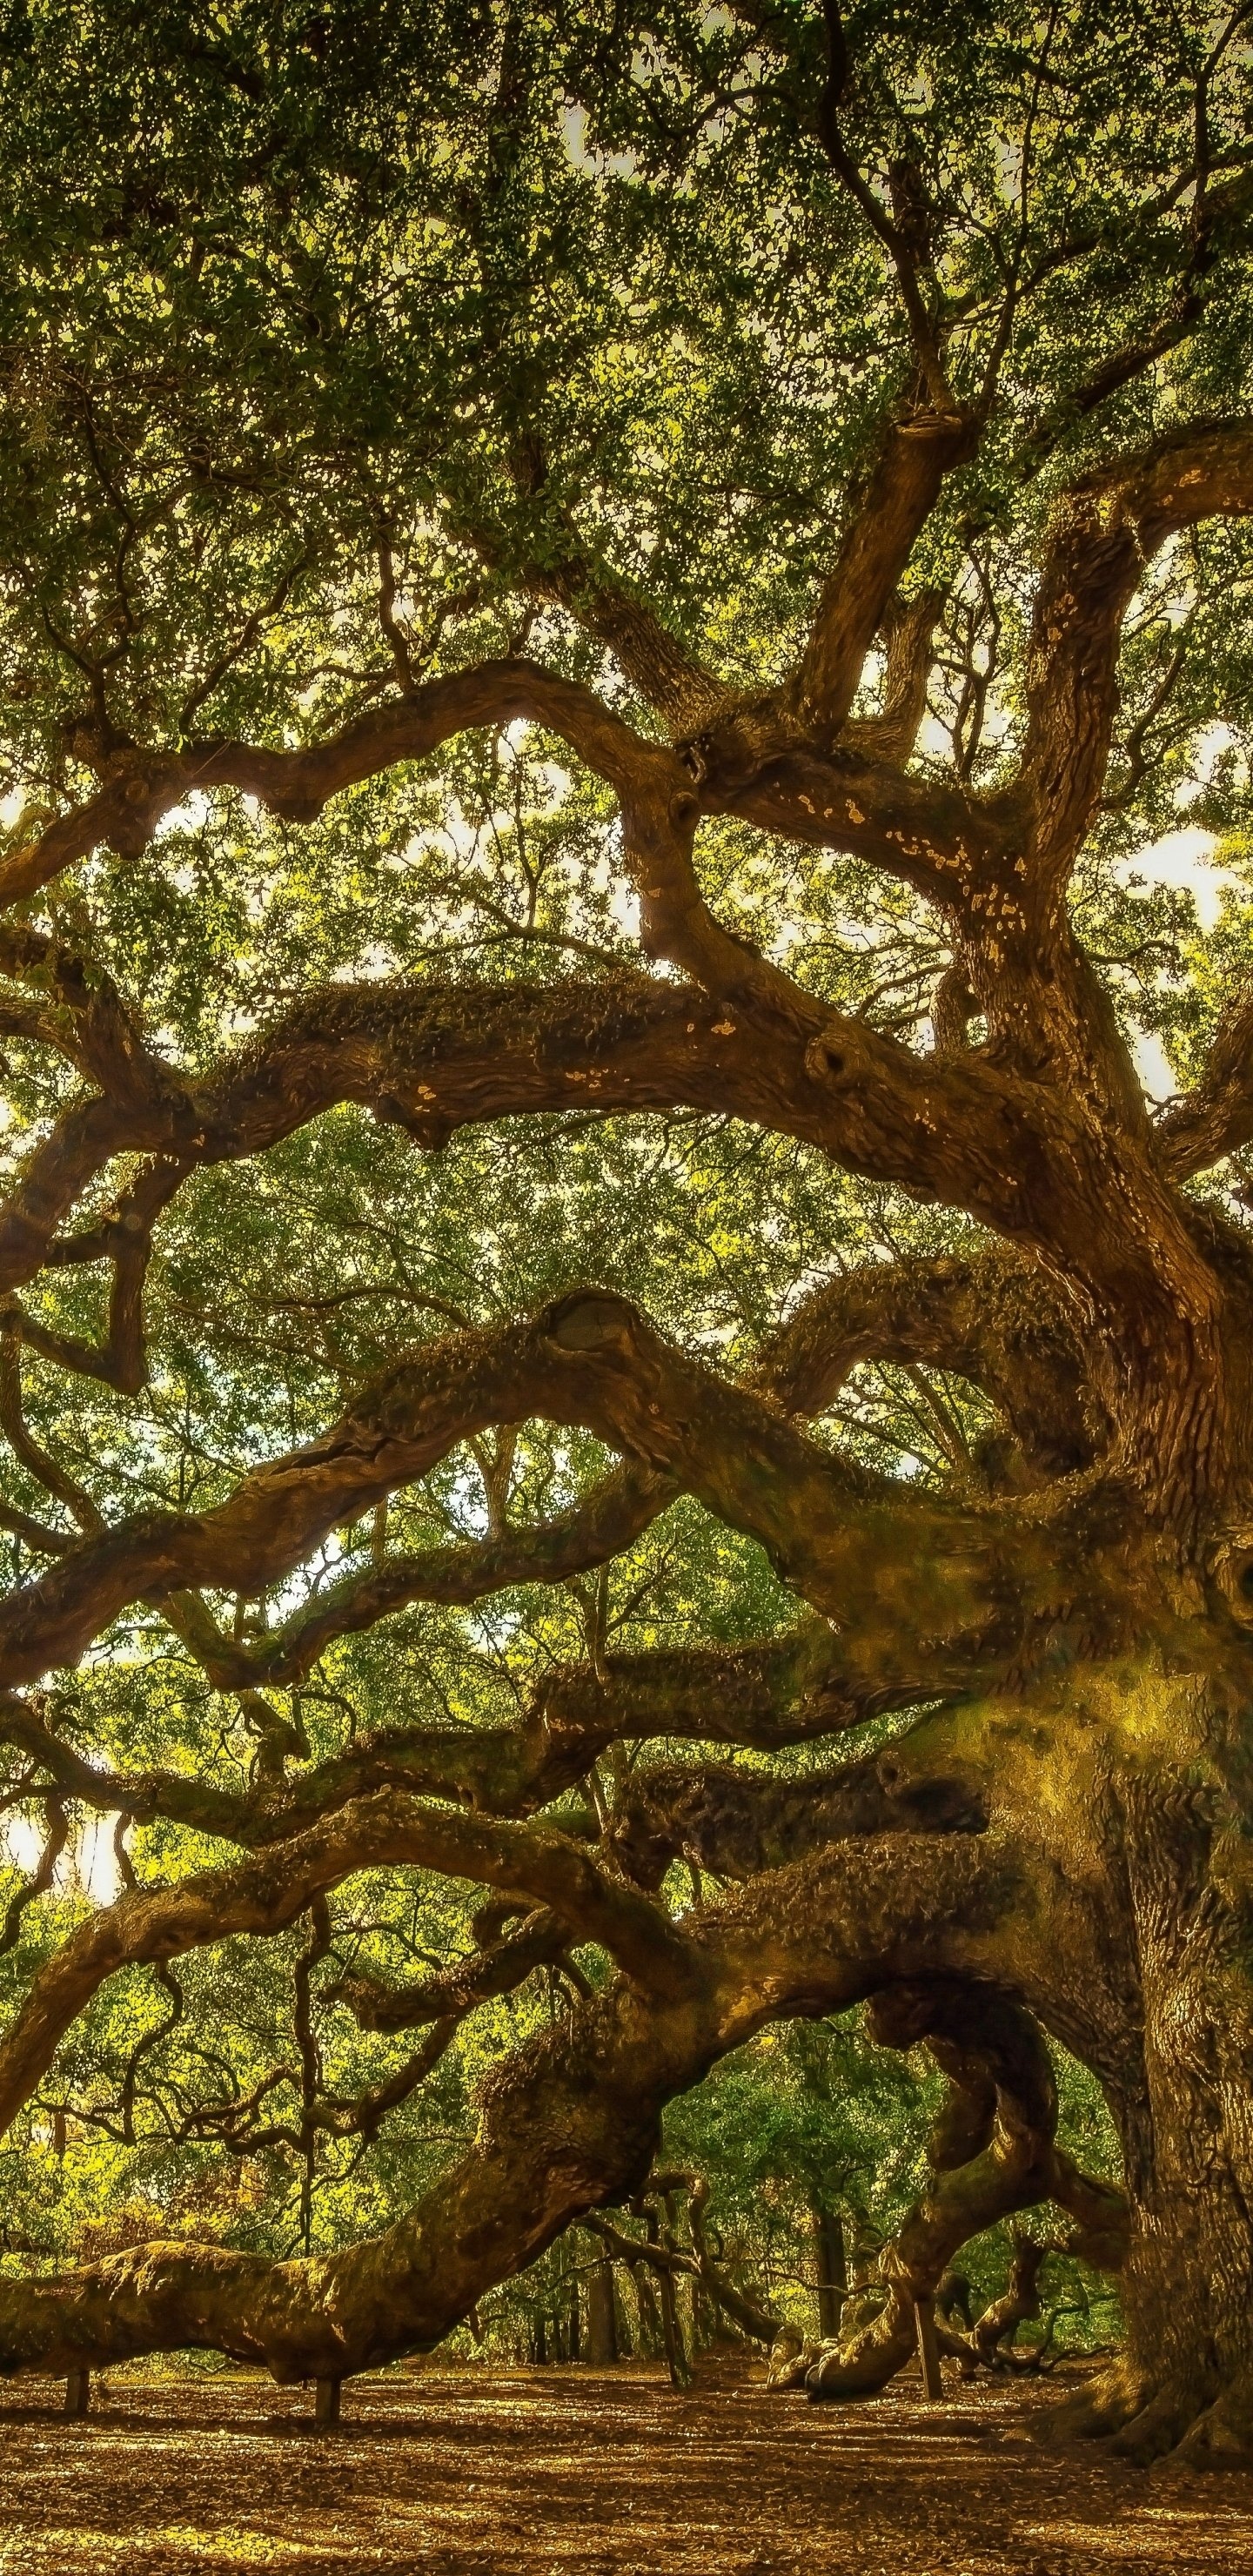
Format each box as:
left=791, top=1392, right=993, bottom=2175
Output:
left=0, top=1289, right=1107, bottom=1695
left=1020, top=424, right=1253, bottom=891
left=0, top=1504, right=70, bottom=1557
left=2, top=967, right=1035, bottom=1310
left=788, top=426, right=972, bottom=745
left=1, top=979, right=793, bottom=1298
left=726, top=744, right=1004, bottom=907
left=758, top=1244, right=1106, bottom=1481
left=0, top=1607, right=997, bottom=1861
left=607, top=1749, right=983, bottom=1891
left=0, top=961, right=1195, bottom=1528
left=0, top=656, right=805, bottom=1046
left=0, top=962, right=1222, bottom=1493
left=0, top=925, right=182, bottom=1117
left=1156, top=994, right=1253, bottom=1177
left=503, top=536, right=724, bottom=735
left=0, top=661, right=670, bottom=910
left=0, top=1828, right=1015, bottom=2378
left=0, top=1788, right=696, bottom=2143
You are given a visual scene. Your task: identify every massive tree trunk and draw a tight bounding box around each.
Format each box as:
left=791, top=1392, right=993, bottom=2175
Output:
left=1051, top=1719, right=1253, bottom=2465
left=876, top=1642, right=1253, bottom=2463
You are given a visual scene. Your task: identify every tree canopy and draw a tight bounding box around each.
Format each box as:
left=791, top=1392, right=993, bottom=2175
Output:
left=0, top=0, right=1252, bottom=2468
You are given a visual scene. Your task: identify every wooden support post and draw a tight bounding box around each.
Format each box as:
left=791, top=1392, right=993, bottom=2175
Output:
left=914, top=2297, right=944, bottom=2402
left=64, top=2370, right=90, bottom=2418
left=314, top=2378, right=342, bottom=2427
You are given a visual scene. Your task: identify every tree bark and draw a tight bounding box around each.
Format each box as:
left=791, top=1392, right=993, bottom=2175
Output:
left=812, top=2205, right=847, bottom=2344
left=586, top=2259, right=618, bottom=2367
left=1041, top=1765, right=1253, bottom=2464
left=877, top=1647, right=1253, bottom=2462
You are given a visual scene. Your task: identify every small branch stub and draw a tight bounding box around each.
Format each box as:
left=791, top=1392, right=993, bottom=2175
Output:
left=914, top=2298, right=944, bottom=2403
left=64, top=2369, right=90, bottom=2418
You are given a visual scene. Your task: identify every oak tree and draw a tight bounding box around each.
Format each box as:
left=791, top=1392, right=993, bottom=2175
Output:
left=0, top=0, right=1251, bottom=2466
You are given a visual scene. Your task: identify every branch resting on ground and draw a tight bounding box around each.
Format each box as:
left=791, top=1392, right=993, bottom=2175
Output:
left=0, top=1829, right=1015, bottom=2378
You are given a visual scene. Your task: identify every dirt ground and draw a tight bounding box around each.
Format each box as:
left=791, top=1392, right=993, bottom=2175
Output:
left=0, top=2357, right=1250, bottom=2576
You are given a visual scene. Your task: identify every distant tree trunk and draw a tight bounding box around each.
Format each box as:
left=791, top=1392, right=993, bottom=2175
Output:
left=656, top=2262, right=692, bottom=2388
left=812, top=2204, right=847, bottom=2342
left=633, top=2263, right=661, bottom=2359
left=533, top=2306, right=547, bottom=2365
left=967, top=2232, right=1046, bottom=2365
left=586, top=2258, right=618, bottom=2365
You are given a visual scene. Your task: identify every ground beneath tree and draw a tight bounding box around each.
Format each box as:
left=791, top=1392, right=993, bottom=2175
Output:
left=0, top=2358, right=1250, bottom=2575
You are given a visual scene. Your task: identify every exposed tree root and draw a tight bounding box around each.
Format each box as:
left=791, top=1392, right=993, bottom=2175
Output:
left=1036, top=2336, right=1253, bottom=2467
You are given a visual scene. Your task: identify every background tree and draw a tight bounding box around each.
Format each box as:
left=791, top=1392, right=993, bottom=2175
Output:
left=0, top=0, right=1250, bottom=2469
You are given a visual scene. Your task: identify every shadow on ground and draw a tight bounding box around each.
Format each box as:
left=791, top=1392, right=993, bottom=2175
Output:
left=0, top=2358, right=1249, bottom=2575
